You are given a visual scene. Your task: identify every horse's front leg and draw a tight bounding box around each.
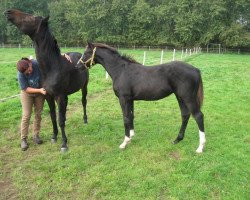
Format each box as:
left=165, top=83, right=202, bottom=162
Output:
left=56, top=95, right=68, bottom=152
left=45, top=95, right=58, bottom=143
left=81, top=83, right=88, bottom=124
left=119, top=97, right=133, bottom=149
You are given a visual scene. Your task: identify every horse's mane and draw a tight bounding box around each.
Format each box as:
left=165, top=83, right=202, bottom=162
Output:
left=42, top=27, right=61, bottom=57
left=93, top=43, right=139, bottom=64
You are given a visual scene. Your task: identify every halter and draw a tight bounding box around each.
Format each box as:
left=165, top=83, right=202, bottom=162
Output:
left=78, top=47, right=97, bottom=69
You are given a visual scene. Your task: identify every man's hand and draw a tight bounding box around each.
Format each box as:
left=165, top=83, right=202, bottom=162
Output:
left=64, top=54, right=72, bottom=63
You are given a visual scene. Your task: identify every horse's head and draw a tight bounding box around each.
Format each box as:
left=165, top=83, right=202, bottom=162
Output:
left=76, top=42, right=97, bottom=70
left=4, top=9, right=49, bottom=40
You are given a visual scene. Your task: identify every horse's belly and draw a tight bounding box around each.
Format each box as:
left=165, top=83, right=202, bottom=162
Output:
left=133, top=87, right=172, bottom=100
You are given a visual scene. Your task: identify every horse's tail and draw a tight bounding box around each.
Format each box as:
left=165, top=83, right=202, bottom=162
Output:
left=197, top=74, right=204, bottom=108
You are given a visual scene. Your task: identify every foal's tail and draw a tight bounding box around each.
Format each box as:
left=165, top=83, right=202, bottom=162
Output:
left=197, top=75, right=204, bottom=108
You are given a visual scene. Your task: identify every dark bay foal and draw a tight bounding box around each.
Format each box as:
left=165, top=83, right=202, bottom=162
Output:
left=76, top=42, right=206, bottom=153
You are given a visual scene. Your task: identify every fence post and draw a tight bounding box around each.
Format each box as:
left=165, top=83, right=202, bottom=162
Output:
left=106, top=71, right=109, bottom=79
left=160, top=50, right=164, bottom=64
left=189, top=49, right=192, bottom=56
left=143, top=51, right=146, bottom=65
left=185, top=49, right=188, bottom=57
left=181, top=48, right=184, bottom=60
left=19, top=44, right=21, bottom=49
left=172, top=49, right=176, bottom=61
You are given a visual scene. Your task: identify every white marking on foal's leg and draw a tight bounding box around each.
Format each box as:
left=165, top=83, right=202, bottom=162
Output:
left=196, top=130, right=206, bottom=153
left=119, top=136, right=131, bottom=149
left=130, top=129, right=135, bottom=138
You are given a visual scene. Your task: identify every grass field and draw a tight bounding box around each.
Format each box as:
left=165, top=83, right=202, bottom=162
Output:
left=0, top=48, right=249, bottom=199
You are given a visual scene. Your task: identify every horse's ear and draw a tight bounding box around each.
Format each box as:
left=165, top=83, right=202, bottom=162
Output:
left=87, top=41, right=94, bottom=50
left=42, top=16, right=49, bottom=24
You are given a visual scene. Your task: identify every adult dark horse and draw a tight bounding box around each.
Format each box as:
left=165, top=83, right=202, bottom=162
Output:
left=4, top=9, right=89, bottom=152
left=76, top=42, right=206, bottom=153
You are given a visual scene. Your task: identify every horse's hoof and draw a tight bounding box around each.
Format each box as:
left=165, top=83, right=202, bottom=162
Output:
left=196, top=147, right=204, bottom=153
left=173, top=137, right=183, bottom=144
left=173, top=139, right=179, bottom=144
left=61, top=147, right=68, bottom=153
left=51, top=138, right=57, bottom=144
left=119, top=144, right=126, bottom=149
left=83, top=117, right=88, bottom=124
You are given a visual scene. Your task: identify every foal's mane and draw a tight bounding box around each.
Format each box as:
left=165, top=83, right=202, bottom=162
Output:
left=93, top=43, right=139, bottom=64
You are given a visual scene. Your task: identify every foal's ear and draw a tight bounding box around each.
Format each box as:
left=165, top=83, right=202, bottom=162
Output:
left=87, top=41, right=94, bottom=50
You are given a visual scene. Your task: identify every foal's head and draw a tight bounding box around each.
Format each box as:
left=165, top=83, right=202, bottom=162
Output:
left=4, top=9, right=49, bottom=40
left=75, top=42, right=97, bottom=70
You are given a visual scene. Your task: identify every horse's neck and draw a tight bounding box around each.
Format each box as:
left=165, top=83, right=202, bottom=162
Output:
left=33, top=34, right=61, bottom=75
left=97, top=51, right=124, bottom=79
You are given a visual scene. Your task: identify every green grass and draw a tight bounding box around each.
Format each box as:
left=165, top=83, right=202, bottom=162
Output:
left=0, top=48, right=249, bottom=199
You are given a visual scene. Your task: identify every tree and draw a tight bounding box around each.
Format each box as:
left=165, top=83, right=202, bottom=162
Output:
left=1, top=0, right=249, bottom=48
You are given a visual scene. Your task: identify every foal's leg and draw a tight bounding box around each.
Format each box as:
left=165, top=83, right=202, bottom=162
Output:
left=130, top=101, right=135, bottom=138
left=193, top=111, right=205, bottom=153
left=119, top=97, right=133, bottom=149
left=56, top=95, right=68, bottom=152
left=46, top=95, right=58, bottom=143
left=81, top=84, right=88, bottom=124
left=188, top=103, right=206, bottom=153
left=173, top=96, right=190, bottom=144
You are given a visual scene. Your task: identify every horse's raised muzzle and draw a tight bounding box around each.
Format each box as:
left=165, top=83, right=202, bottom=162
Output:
left=4, top=10, right=12, bottom=20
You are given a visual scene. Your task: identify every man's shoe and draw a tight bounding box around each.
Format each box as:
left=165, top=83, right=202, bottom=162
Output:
left=21, top=139, right=29, bottom=151
left=33, top=135, right=43, bottom=144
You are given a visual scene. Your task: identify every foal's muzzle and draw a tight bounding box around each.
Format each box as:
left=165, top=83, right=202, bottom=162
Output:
left=76, top=58, right=89, bottom=70
left=76, top=47, right=97, bottom=70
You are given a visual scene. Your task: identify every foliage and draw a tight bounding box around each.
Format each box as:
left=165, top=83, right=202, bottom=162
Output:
left=0, top=0, right=249, bottom=47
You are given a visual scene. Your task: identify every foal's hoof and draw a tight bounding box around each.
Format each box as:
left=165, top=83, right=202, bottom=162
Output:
left=173, top=137, right=183, bottom=144
left=119, top=138, right=131, bottom=149
left=173, top=139, right=180, bottom=144
left=61, top=147, right=68, bottom=153
left=119, top=144, right=126, bottom=150
left=196, top=147, right=204, bottom=153
left=51, top=138, right=57, bottom=144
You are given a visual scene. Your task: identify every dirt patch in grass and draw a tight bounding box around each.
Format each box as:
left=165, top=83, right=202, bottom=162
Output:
left=169, top=151, right=181, bottom=160
left=0, top=178, right=19, bottom=200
